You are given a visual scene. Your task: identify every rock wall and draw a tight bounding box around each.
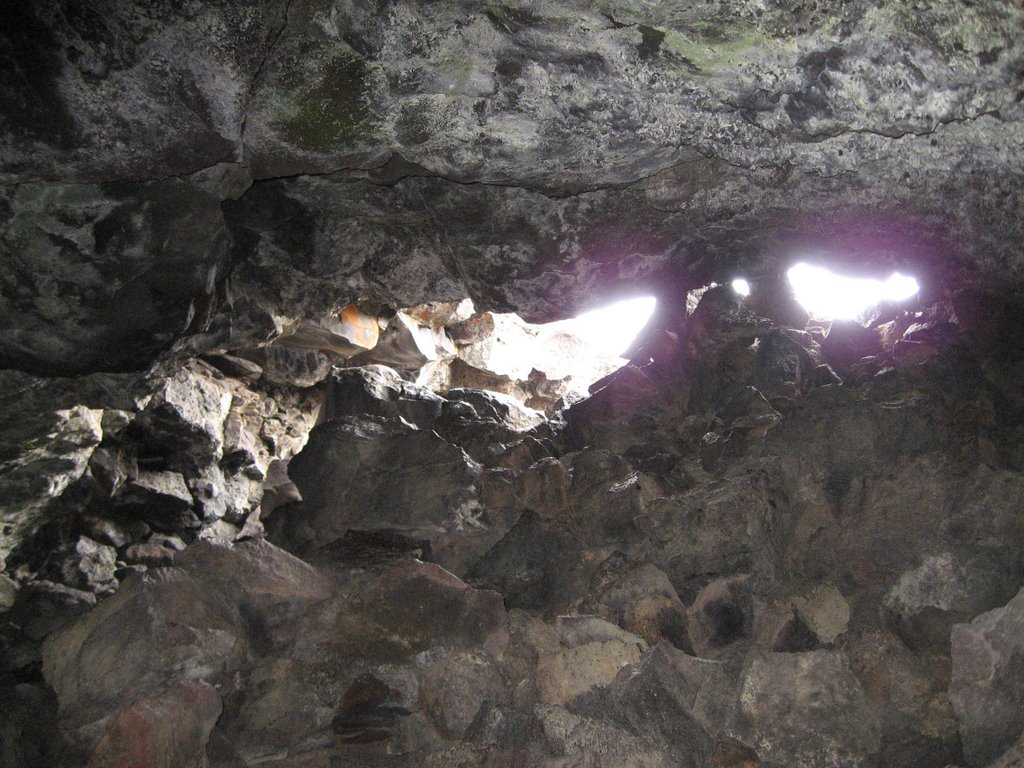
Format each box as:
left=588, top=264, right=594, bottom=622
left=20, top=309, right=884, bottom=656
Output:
left=3, top=1, right=1024, bottom=766
left=2, top=281, right=1023, bottom=768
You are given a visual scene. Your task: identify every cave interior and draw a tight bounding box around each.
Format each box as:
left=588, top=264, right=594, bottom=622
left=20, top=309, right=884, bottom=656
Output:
left=2, top=1, right=1024, bottom=767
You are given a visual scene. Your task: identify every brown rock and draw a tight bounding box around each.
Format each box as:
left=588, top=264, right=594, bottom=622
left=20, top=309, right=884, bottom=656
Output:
left=86, top=680, right=221, bottom=768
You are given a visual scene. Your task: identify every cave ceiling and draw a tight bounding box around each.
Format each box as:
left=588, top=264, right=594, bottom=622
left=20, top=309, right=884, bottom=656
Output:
left=2, top=0, right=1023, bottom=374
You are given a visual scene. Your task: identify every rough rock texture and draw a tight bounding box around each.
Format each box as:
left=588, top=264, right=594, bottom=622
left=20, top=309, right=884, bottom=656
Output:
left=2, top=1, right=1024, bottom=767
left=2, top=288, right=1024, bottom=767
left=951, top=588, right=1024, bottom=768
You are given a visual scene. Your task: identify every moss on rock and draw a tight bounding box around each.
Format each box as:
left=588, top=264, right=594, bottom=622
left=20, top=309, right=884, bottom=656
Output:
left=273, top=47, right=377, bottom=152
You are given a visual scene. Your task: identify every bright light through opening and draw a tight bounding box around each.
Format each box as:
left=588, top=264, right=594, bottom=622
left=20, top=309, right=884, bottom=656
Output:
left=731, top=278, right=751, bottom=297
left=560, top=296, right=658, bottom=358
left=787, top=263, right=919, bottom=320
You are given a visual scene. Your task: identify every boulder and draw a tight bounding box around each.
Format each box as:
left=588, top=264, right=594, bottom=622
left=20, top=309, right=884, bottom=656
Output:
left=113, top=470, right=199, bottom=532
left=56, top=537, right=117, bottom=594
left=740, top=651, right=882, bottom=768
left=85, top=680, right=222, bottom=768
left=282, top=415, right=485, bottom=572
left=467, top=510, right=586, bottom=615
left=536, top=617, right=647, bottom=705
left=349, top=312, right=440, bottom=374
left=794, top=583, right=850, bottom=646
left=819, top=320, right=885, bottom=372
left=135, top=365, right=232, bottom=468
left=950, top=588, right=1024, bottom=768
left=42, top=540, right=331, bottom=752
left=601, top=643, right=718, bottom=767
left=325, top=365, right=445, bottom=429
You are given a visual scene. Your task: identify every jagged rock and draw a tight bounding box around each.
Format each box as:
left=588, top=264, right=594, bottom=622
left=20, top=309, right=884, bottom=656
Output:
left=350, top=311, right=441, bottom=374
left=600, top=643, right=718, bottom=767
left=325, top=365, right=445, bottom=429
left=740, top=651, right=882, bottom=768
left=0, top=572, right=17, bottom=612
left=56, top=536, right=117, bottom=594
left=122, top=542, right=177, bottom=568
left=406, top=299, right=476, bottom=330
left=562, top=449, right=649, bottom=548
left=467, top=509, right=586, bottom=615
left=745, top=274, right=811, bottom=329
left=281, top=415, right=484, bottom=573
left=883, top=551, right=1018, bottom=653
left=819, top=319, right=885, bottom=372
left=985, top=733, right=1024, bottom=768
left=846, top=629, right=960, bottom=767
left=258, top=345, right=336, bottom=387
left=582, top=558, right=692, bottom=651
left=2, top=4, right=1024, bottom=766
left=114, top=470, right=199, bottom=532
left=642, top=475, right=778, bottom=603
left=221, top=560, right=505, bottom=764
left=718, top=386, right=781, bottom=437
left=135, top=365, right=232, bottom=468
left=420, top=650, right=507, bottom=739
left=0, top=683, right=64, bottom=768
left=12, top=580, right=97, bottom=641
left=687, top=575, right=753, bottom=659
left=188, top=432, right=265, bottom=524
left=201, top=352, right=265, bottom=382
left=0, top=394, right=103, bottom=560
left=42, top=540, right=331, bottom=754
left=86, top=445, right=136, bottom=497
left=0, top=181, right=231, bottom=374
left=950, top=588, right=1024, bottom=768
left=446, top=388, right=545, bottom=432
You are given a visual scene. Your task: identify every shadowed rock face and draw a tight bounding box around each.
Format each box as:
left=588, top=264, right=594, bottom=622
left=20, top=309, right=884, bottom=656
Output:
left=1, top=0, right=1023, bottom=374
left=2, top=2, right=1024, bottom=768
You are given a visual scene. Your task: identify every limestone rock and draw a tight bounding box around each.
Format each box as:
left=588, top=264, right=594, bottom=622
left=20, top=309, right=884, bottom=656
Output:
left=950, top=588, right=1024, bottom=768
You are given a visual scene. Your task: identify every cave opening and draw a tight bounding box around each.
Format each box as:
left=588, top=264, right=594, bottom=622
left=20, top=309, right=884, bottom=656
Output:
left=386, top=294, right=658, bottom=414
left=786, top=262, right=921, bottom=321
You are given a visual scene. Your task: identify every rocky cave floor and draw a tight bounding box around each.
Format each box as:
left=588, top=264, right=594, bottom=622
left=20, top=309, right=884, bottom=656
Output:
left=2, top=282, right=1023, bottom=768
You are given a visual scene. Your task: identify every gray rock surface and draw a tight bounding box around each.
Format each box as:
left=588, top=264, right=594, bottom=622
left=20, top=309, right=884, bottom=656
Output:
left=950, top=588, right=1024, bottom=768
